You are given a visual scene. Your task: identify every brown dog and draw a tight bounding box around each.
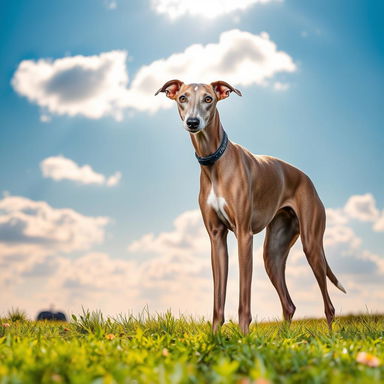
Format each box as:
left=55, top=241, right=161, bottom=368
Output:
left=155, top=80, right=345, bottom=334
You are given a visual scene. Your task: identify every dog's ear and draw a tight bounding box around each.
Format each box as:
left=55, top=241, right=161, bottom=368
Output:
left=155, top=80, right=184, bottom=99
left=210, top=81, right=242, bottom=101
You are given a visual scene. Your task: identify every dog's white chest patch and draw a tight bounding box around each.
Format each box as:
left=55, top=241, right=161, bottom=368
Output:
left=207, top=188, right=232, bottom=226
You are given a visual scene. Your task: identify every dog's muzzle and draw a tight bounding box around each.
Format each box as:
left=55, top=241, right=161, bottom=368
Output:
left=186, top=117, right=200, bottom=132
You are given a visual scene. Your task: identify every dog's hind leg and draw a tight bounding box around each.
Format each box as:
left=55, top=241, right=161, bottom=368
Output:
left=297, top=187, right=336, bottom=329
left=263, top=207, right=300, bottom=322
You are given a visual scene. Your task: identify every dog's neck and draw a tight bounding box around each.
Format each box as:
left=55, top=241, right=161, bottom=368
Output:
left=189, top=110, right=224, bottom=158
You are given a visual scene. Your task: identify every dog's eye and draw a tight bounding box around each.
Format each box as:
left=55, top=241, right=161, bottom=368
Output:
left=204, top=96, right=213, bottom=103
left=179, top=95, right=187, bottom=103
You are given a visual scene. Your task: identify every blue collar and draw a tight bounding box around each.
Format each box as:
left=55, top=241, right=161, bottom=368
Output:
left=195, top=130, right=229, bottom=166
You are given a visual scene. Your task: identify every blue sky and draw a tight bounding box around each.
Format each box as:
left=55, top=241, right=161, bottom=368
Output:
left=0, top=0, right=383, bottom=320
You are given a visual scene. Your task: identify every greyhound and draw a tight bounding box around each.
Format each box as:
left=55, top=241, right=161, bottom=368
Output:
left=155, top=80, right=346, bottom=334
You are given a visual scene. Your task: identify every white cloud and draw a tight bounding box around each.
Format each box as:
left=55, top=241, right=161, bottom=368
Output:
left=344, top=193, right=379, bottom=222
left=326, top=193, right=384, bottom=232
left=0, top=195, right=109, bottom=256
left=359, top=250, right=384, bottom=275
left=0, top=195, right=109, bottom=291
left=12, top=51, right=129, bottom=120
left=151, top=0, right=280, bottom=19
left=130, top=29, right=296, bottom=112
left=123, top=195, right=384, bottom=319
left=128, top=210, right=208, bottom=256
left=54, top=252, right=139, bottom=290
left=0, top=208, right=213, bottom=317
left=325, top=208, right=349, bottom=226
left=40, top=155, right=122, bottom=187
left=324, top=225, right=361, bottom=248
left=3, top=193, right=383, bottom=320
left=12, top=30, right=296, bottom=118
left=373, top=212, right=384, bottom=232
left=0, top=249, right=212, bottom=318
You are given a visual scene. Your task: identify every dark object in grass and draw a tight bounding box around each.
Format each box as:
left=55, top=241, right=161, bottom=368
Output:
left=37, top=310, right=67, bottom=321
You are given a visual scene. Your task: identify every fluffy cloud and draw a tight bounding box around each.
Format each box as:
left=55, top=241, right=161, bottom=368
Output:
left=323, top=224, right=361, bottom=248
left=130, top=29, right=296, bottom=112
left=373, top=213, right=384, bottom=232
left=0, top=207, right=212, bottom=317
left=40, top=155, right=122, bottom=187
left=12, top=51, right=129, bottom=120
left=128, top=210, right=208, bottom=256
left=3, top=193, right=383, bottom=320
left=0, top=195, right=109, bottom=257
left=124, top=195, right=384, bottom=319
left=0, top=248, right=212, bottom=318
left=151, top=0, right=280, bottom=19
left=344, top=193, right=379, bottom=222
left=54, top=252, right=139, bottom=290
left=325, top=208, right=348, bottom=226
left=327, top=193, right=384, bottom=232
left=12, top=30, right=296, bottom=118
left=0, top=195, right=109, bottom=292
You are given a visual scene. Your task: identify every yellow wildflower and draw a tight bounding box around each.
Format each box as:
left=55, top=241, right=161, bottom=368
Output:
left=105, top=333, right=115, bottom=340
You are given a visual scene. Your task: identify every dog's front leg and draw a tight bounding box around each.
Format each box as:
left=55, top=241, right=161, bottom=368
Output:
left=208, top=225, right=229, bottom=333
left=237, top=231, right=253, bottom=334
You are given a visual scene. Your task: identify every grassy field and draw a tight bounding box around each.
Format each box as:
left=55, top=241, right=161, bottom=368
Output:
left=0, top=310, right=383, bottom=384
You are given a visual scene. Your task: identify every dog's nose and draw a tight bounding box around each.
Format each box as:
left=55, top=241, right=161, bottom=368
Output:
left=186, top=117, right=200, bottom=130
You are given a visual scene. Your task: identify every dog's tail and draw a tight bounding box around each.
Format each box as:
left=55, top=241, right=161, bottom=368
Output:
left=326, top=262, right=346, bottom=293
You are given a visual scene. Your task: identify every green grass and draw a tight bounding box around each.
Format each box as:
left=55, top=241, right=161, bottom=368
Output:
left=0, top=310, right=383, bottom=383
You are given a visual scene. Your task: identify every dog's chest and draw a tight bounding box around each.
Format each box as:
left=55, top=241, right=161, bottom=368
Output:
left=207, top=187, right=233, bottom=227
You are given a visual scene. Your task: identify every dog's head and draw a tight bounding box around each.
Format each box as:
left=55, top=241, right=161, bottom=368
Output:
left=155, top=80, right=242, bottom=133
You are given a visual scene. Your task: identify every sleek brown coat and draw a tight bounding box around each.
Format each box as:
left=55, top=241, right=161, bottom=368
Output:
left=156, top=80, right=345, bottom=333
